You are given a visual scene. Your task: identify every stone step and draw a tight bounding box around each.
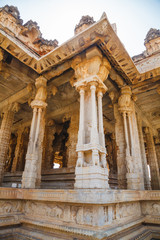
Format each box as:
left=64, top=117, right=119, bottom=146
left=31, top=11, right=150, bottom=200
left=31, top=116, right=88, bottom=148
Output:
left=41, top=181, right=74, bottom=189
left=2, top=169, right=118, bottom=189
left=41, top=174, right=75, bottom=181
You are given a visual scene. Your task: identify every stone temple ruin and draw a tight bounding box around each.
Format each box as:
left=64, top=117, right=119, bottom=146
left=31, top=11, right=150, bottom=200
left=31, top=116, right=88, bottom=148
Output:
left=0, top=5, right=160, bottom=240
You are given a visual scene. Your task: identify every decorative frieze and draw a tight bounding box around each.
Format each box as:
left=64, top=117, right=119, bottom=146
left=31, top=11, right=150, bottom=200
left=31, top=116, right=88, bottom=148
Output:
left=23, top=200, right=141, bottom=228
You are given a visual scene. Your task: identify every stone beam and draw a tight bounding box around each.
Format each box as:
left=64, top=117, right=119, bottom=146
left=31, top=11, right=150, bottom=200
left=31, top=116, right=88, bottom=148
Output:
left=48, top=101, right=79, bottom=119
left=47, top=69, right=74, bottom=87
left=132, top=79, right=160, bottom=94
left=135, top=103, right=157, bottom=136
left=43, top=61, right=72, bottom=81
left=0, top=84, right=33, bottom=111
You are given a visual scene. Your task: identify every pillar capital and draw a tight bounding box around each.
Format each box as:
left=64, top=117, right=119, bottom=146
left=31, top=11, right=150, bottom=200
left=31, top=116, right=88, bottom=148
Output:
left=118, top=86, right=132, bottom=113
left=2, top=102, right=20, bottom=114
left=30, top=76, right=47, bottom=109
left=71, top=50, right=111, bottom=93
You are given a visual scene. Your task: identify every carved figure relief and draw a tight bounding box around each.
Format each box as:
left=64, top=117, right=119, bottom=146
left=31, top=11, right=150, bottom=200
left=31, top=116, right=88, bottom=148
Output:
left=142, top=201, right=160, bottom=216
left=0, top=201, right=22, bottom=214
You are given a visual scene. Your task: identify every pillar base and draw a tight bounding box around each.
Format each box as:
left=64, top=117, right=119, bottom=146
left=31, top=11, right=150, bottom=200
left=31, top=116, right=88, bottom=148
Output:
left=126, top=173, right=143, bottom=190
left=21, top=153, right=38, bottom=189
left=74, top=166, right=109, bottom=189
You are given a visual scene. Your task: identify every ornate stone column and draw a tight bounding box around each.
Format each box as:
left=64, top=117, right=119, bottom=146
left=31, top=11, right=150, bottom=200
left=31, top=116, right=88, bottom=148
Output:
left=114, top=103, right=127, bottom=189
left=137, top=117, right=151, bottom=190
left=144, top=127, right=160, bottom=190
left=155, top=137, right=160, bottom=173
left=118, top=86, right=144, bottom=190
left=0, top=102, right=19, bottom=183
left=71, top=46, right=111, bottom=189
left=98, top=91, right=105, bottom=147
left=78, top=88, right=85, bottom=146
left=22, top=76, right=47, bottom=188
left=66, top=112, right=79, bottom=168
left=11, top=127, right=24, bottom=172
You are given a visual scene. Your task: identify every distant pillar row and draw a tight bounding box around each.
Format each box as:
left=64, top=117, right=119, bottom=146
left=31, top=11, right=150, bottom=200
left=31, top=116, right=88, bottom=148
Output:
left=144, top=127, right=160, bottom=190
left=22, top=76, right=47, bottom=189
left=0, top=103, right=20, bottom=184
left=71, top=46, right=111, bottom=189
left=137, top=118, right=151, bottom=190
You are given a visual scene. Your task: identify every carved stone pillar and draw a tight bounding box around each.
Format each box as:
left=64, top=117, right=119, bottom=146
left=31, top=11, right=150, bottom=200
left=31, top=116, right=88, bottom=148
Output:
left=22, top=76, right=47, bottom=189
left=71, top=46, right=111, bottom=189
left=66, top=112, right=79, bottom=168
left=118, top=86, right=144, bottom=190
left=144, top=127, right=160, bottom=190
left=0, top=103, right=19, bottom=183
left=114, top=103, right=127, bottom=189
left=155, top=137, right=160, bottom=173
left=11, top=128, right=24, bottom=172
left=11, top=126, right=30, bottom=172
left=137, top=117, right=151, bottom=190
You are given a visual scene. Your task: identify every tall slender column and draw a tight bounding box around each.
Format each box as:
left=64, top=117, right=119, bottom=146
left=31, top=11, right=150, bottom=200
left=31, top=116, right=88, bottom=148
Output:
left=144, top=127, right=160, bottom=190
left=137, top=118, right=151, bottom=190
left=90, top=84, right=98, bottom=145
left=11, top=128, right=24, bottom=172
left=128, top=112, right=134, bottom=156
left=114, top=103, right=127, bottom=189
left=22, top=76, right=47, bottom=189
left=78, top=88, right=85, bottom=146
left=98, top=90, right=105, bottom=147
left=0, top=103, right=19, bottom=183
left=122, top=111, right=130, bottom=157
left=66, top=112, right=79, bottom=168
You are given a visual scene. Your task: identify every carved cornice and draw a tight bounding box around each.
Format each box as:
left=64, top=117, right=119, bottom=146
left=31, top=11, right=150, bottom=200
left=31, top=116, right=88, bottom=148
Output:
left=0, top=6, right=139, bottom=84
left=0, top=5, right=58, bottom=57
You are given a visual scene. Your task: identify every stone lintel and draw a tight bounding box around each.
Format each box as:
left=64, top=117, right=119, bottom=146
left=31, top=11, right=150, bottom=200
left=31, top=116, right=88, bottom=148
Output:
left=0, top=84, right=33, bottom=112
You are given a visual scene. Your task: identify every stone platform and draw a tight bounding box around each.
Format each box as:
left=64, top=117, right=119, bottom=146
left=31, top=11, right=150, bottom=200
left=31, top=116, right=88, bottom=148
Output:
left=0, top=188, right=160, bottom=239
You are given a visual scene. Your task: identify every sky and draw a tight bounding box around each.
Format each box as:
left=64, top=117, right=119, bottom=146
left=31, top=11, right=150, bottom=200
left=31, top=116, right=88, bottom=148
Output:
left=0, top=0, right=159, bottom=57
